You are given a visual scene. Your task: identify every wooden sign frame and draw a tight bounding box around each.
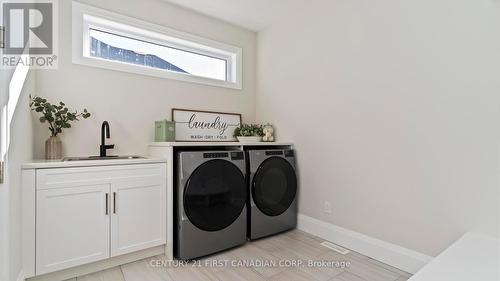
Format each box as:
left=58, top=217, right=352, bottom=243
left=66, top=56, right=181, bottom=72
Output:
left=171, top=108, right=242, bottom=142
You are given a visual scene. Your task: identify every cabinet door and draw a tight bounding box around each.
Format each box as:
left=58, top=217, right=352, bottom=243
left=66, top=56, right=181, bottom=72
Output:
left=111, top=177, right=166, bottom=257
left=36, top=185, right=110, bottom=275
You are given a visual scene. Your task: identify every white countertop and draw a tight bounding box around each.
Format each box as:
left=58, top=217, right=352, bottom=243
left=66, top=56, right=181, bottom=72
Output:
left=149, top=141, right=293, bottom=147
left=409, top=232, right=500, bottom=281
left=22, top=157, right=167, bottom=169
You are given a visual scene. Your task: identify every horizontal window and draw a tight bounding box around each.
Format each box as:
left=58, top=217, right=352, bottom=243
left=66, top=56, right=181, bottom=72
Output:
left=72, top=2, right=242, bottom=89
left=88, top=29, right=228, bottom=81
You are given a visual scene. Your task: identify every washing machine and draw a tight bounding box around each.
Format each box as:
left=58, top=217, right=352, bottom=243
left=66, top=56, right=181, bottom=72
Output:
left=248, top=149, right=298, bottom=240
left=175, top=150, right=247, bottom=260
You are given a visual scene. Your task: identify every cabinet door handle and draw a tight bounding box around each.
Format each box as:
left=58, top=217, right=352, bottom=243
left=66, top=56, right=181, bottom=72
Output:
left=113, top=192, right=116, bottom=214
left=105, top=193, right=109, bottom=215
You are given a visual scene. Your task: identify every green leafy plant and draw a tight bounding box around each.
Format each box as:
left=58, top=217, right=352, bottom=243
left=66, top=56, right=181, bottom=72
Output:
left=234, top=124, right=264, bottom=137
left=30, top=96, right=91, bottom=137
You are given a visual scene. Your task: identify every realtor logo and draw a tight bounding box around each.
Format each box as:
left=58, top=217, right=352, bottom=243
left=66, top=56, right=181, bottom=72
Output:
left=1, top=0, right=58, bottom=68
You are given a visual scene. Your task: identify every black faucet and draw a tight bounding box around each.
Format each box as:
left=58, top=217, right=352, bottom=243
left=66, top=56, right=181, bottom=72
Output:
left=100, top=121, right=115, bottom=157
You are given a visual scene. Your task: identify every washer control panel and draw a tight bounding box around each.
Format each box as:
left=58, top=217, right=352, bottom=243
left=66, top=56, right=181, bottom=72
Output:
left=231, top=152, right=244, bottom=160
left=203, top=152, right=229, bottom=159
left=265, top=150, right=283, bottom=156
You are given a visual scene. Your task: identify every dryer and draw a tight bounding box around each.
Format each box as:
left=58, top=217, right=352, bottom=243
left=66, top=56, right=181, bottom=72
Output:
left=247, top=149, right=297, bottom=240
left=175, top=151, right=247, bottom=260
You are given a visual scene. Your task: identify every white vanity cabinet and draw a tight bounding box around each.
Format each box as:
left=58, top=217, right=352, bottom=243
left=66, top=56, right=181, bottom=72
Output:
left=110, top=178, right=166, bottom=257
left=36, top=183, right=111, bottom=275
left=23, top=161, right=167, bottom=278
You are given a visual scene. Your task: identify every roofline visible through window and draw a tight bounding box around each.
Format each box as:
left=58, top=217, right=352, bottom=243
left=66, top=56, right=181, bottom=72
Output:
left=72, top=1, right=243, bottom=89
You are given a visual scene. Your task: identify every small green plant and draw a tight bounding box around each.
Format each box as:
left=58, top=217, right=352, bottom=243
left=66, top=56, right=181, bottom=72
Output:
left=234, top=124, right=264, bottom=137
left=30, top=96, right=91, bottom=137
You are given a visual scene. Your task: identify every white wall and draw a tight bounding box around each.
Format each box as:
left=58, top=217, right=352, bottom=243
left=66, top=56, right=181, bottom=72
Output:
left=34, top=0, right=256, bottom=158
left=0, top=65, right=13, bottom=281
left=6, top=71, right=35, bottom=281
left=257, top=0, right=500, bottom=256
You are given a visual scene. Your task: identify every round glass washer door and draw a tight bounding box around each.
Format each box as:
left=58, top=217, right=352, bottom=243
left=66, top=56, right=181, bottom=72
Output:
left=183, top=159, right=246, bottom=232
left=252, top=157, right=297, bottom=216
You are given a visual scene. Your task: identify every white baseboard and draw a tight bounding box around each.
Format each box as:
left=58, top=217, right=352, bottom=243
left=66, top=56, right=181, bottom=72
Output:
left=27, top=245, right=164, bottom=281
left=297, top=214, right=433, bottom=274
left=16, top=270, right=24, bottom=281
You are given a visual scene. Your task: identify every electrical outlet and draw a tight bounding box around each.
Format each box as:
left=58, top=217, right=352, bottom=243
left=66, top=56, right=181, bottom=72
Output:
left=323, top=201, right=332, bottom=214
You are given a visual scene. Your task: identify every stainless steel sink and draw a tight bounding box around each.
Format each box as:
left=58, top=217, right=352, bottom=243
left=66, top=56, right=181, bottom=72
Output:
left=62, top=155, right=144, bottom=161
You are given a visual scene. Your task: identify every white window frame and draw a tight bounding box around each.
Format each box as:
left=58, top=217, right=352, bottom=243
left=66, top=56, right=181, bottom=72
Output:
left=72, top=1, right=242, bottom=89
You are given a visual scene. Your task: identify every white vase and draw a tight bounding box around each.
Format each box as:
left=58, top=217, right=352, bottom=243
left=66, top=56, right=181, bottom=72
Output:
left=236, top=136, right=262, bottom=143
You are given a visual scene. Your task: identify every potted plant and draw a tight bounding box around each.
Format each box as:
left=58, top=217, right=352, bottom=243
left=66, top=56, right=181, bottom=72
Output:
left=234, top=124, right=264, bottom=142
left=30, top=96, right=91, bottom=159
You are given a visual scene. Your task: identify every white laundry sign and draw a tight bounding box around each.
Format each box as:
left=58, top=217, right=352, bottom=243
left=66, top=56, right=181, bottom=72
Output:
left=172, top=109, right=241, bottom=142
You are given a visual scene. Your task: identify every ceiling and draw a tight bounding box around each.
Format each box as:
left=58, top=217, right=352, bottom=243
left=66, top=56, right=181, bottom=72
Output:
left=162, top=0, right=305, bottom=32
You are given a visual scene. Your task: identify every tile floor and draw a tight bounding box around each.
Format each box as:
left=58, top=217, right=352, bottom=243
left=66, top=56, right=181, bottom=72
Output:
left=66, top=230, right=412, bottom=281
